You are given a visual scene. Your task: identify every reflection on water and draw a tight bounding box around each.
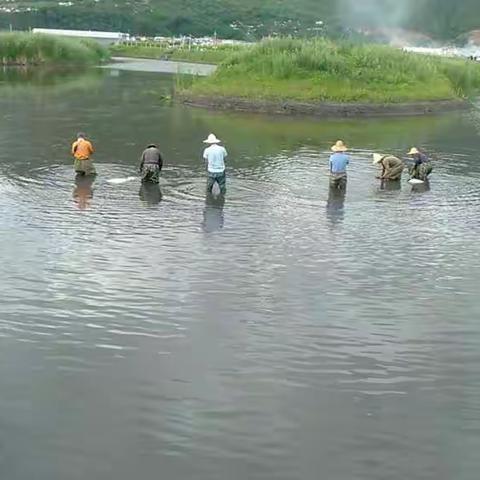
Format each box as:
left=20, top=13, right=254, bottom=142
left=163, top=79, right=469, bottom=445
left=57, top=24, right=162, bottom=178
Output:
left=2, top=69, right=480, bottom=480
left=73, top=174, right=95, bottom=210
left=139, top=183, right=163, bottom=205
left=379, top=179, right=402, bottom=191
left=202, top=192, right=225, bottom=232
left=326, top=185, right=346, bottom=226
left=411, top=179, right=431, bottom=194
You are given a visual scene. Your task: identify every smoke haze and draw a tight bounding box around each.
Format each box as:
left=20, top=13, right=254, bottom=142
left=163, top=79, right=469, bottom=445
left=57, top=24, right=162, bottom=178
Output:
left=338, top=0, right=416, bottom=29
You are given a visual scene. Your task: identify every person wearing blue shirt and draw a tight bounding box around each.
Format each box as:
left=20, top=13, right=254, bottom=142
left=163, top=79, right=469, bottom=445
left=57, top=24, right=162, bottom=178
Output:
left=329, top=140, right=350, bottom=190
left=203, top=133, right=228, bottom=194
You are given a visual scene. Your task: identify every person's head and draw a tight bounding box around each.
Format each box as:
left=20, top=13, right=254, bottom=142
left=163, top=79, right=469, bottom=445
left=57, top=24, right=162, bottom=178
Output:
left=203, top=133, right=221, bottom=145
left=372, top=153, right=385, bottom=165
left=77, top=132, right=86, bottom=140
left=331, top=140, right=348, bottom=153
left=408, top=147, right=420, bottom=157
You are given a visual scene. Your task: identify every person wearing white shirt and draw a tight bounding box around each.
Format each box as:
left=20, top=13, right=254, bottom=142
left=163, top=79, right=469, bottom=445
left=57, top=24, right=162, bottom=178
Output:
left=202, top=133, right=228, bottom=194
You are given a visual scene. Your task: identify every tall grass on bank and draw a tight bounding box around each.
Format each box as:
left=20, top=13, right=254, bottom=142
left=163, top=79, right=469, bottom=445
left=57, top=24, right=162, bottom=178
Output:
left=0, top=32, right=110, bottom=65
left=180, top=37, right=480, bottom=103
left=110, top=43, right=244, bottom=64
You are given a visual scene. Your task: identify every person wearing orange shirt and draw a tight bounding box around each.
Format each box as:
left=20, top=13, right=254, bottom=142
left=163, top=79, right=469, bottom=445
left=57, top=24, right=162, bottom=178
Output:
left=71, top=132, right=95, bottom=176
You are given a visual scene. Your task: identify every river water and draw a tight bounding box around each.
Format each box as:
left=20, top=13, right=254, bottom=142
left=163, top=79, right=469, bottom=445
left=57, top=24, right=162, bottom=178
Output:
left=1, top=65, right=480, bottom=480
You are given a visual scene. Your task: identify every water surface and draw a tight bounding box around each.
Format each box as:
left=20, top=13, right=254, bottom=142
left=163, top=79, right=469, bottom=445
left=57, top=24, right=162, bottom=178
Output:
left=1, top=67, right=480, bottom=480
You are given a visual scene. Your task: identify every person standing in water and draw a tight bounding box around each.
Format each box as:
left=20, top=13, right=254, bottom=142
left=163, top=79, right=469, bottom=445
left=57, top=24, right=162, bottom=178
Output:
left=71, top=132, right=95, bottom=176
left=329, top=140, right=349, bottom=190
left=372, top=153, right=405, bottom=181
left=203, top=133, right=228, bottom=194
left=408, top=147, right=433, bottom=181
left=139, top=144, right=163, bottom=184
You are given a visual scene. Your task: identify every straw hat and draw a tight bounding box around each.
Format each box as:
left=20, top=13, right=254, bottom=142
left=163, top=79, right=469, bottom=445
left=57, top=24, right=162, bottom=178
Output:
left=372, top=153, right=385, bottom=165
left=203, top=133, right=221, bottom=144
left=331, top=140, right=347, bottom=152
left=408, top=147, right=419, bottom=155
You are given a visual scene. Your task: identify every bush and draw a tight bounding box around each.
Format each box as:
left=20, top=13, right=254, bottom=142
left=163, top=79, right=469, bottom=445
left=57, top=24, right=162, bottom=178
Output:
left=0, top=32, right=109, bottom=65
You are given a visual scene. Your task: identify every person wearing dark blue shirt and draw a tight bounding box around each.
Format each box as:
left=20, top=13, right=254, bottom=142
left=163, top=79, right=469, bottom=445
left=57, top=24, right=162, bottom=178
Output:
left=329, top=140, right=350, bottom=190
left=408, top=147, right=433, bottom=181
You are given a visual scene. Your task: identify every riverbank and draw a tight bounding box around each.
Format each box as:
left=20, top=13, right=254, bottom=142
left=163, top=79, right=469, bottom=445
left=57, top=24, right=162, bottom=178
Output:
left=179, top=95, right=469, bottom=118
left=0, top=32, right=109, bottom=66
left=177, top=38, right=480, bottom=116
left=110, top=43, right=242, bottom=65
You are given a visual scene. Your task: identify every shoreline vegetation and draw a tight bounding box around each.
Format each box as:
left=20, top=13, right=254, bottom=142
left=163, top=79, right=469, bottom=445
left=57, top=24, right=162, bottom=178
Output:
left=175, top=38, right=480, bottom=116
left=0, top=32, right=109, bottom=66
left=110, top=43, right=241, bottom=65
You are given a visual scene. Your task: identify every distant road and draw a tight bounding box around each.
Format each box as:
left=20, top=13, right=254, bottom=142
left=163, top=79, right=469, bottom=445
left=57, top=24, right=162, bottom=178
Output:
left=102, top=57, right=217, bottom=76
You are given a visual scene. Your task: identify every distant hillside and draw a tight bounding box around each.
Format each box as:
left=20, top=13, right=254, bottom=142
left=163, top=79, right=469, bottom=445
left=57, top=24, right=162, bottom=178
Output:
left=0, top=0, right=479, bottom=41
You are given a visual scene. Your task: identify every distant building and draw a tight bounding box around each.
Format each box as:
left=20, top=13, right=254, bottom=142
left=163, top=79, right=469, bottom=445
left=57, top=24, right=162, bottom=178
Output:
left=32, top=28, right=129, bottom=46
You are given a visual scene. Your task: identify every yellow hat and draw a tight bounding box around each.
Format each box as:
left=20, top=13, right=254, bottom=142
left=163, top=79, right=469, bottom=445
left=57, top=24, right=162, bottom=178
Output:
left=372, top=153, right=384, bottom=165
left=331, top=140, right=348, bottom=152
left=408, top=147, right=419, bottom=155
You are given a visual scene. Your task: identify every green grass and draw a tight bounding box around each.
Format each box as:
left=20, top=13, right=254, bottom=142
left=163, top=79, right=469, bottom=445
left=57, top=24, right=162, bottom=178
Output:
left=0, top=32, right=110, bottom=65
left=179, top=37, right=480, bottom=104
left=110, top=43, right=245, bottom=64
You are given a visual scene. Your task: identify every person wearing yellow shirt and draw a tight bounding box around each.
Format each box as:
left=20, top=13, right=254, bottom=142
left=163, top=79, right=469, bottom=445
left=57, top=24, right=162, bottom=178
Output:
left=71, top=132, right=95, bottom=176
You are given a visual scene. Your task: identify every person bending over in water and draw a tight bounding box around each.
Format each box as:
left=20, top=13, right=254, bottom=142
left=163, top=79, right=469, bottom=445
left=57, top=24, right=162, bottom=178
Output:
left=372, top=153, right=404, bottom=181
left=139, top=144, right=163, bottom=184
left=329, top=140, right=349, bottom=190
left=408, top=147, right=432, bottom=181
left=203, top=133, right=227, bottom=195
left=72, top=132, right=95, bottom=176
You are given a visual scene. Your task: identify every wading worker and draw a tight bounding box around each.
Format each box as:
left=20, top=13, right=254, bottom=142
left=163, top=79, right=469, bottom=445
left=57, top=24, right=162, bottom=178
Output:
left=372, top=153, right=404, bottom=181
left=408, top=147, right=433, bottom=181
left=329, top=140, right=349, bottom=190
left=203, top=133, right=228, bottom=194
left=71, top=132, right=95, bottom=176
left=139, top=144, right=163, bottom=184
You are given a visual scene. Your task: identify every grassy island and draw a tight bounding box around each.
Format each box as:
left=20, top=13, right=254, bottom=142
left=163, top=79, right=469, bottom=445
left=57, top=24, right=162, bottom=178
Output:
left=178, top=38, right=480, bottom=112
left=0, top=32, right=109, bottom=66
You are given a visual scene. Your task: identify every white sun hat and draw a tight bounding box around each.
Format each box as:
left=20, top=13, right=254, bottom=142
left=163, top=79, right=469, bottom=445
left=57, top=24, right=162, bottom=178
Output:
left=203, top=133, right=221, bottom=144
left=372, top=153, right=385, bottom=165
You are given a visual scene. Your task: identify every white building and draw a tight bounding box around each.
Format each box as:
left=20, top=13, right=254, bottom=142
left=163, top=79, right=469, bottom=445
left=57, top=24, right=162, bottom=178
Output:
left=32, top=28, right=129, bottom=46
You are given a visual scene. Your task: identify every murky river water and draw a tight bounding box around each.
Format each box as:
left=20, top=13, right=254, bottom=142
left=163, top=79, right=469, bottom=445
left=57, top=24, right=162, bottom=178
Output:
left=1, top=65, right=480, bottom=480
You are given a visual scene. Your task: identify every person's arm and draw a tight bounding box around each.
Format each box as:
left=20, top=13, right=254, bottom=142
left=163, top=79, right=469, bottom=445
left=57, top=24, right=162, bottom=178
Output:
left=381, top=158, right=390, bottom=178
left=71, top=142, right=77, bottom=156
left=329, top=156, right=333, bottom=173
left=88, top=142, right=94, bottom=155
left=139, top=151, right=145, bottom=172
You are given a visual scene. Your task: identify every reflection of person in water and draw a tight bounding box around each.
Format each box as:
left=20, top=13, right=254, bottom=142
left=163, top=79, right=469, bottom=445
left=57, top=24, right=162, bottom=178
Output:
left=139, top=183, right=162, bottom=205
left=411, top=179, right=431, bottom=194
left=73, top=174, right=95, bottom=209
left=202, top=192, right=225, bottom=232
left=326, top=184, right=346, bottom=225
left=379, top=179, right=401, bottom=192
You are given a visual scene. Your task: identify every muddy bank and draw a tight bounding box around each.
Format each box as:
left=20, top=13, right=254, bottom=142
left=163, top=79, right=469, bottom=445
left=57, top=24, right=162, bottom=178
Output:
left=179, top=95, right=470, bottom=118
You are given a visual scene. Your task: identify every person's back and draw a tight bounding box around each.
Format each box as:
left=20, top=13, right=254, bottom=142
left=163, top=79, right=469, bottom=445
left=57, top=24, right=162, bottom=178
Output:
left=142, top=146, right=163, bottom=168
left=72, top=137, right=94, bottom=161
left=329, top=152, right=349, bottom=174
left=71, top=133, right=95, bottom=176
left=140, top=144, right=163, bottom=184
left=203, top=144, right=227, bottom=173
